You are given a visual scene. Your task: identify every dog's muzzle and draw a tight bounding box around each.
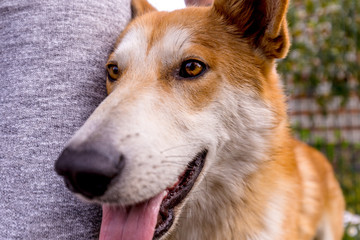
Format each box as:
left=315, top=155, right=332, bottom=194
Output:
left=55, top=147, right=124, bottom=198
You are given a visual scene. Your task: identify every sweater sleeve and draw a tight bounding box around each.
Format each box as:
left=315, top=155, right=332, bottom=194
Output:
left=0, top=0, right=131, bottom=239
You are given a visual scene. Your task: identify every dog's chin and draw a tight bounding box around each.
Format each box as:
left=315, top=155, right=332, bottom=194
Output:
left=98, top=149, right=208, bottom=240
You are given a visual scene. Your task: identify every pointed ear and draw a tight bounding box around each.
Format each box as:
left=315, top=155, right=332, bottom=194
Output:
left=212, top=0, right=290, bottom=59
left=131, top=0, right=156, bottom=19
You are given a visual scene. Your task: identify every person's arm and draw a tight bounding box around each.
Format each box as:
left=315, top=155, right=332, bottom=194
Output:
left=0, top=0, right=130, bottom=239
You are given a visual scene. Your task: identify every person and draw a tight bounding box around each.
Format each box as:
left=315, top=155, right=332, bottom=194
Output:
left=0, top=0, right=210, bottom=239
left=0, top=0, right=130, bottom=238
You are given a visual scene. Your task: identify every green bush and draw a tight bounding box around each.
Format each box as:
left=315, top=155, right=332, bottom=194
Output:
left=279, top=0, right=359, bottom=107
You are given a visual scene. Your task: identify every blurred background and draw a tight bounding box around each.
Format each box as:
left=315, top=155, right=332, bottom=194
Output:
left=149, top=0, right=360, bottom=238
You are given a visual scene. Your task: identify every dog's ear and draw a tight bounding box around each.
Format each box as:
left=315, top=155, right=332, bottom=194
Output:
left=212, top=0, right=290, bottom=59
left=131, top=0, right=157, bottom=19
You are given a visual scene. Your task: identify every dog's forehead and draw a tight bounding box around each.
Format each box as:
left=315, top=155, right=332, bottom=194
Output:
left=113, top=20, right=191, bottom=65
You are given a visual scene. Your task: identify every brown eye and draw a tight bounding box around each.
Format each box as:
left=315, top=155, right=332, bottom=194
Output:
left=107, top=64, right=120, bottom=82
left=179, top=60, right=207, bottom=79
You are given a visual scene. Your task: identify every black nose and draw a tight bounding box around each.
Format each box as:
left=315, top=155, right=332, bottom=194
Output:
left=55, top=147, right=124, bottom=198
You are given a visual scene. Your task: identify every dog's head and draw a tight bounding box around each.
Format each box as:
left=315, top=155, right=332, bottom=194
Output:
left=55, top=0, right=290, bottom=239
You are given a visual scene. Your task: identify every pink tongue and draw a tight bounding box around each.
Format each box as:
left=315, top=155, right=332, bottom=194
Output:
left=99, top=192, right=165, bottom=240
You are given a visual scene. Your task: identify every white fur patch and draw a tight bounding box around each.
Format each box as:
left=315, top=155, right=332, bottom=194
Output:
left=316, top=214, right=335, bottom=240
left=114, top=25, right=148, bottom=68
left=254, top=193, right=286, bottom=240
left=152, top=27, right=191, bottom=64
left=114, top=25, right=190, bottom=71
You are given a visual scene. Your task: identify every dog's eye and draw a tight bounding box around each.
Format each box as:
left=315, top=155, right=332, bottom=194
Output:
left=107, top=64, right=120, bottom=82
left=179, top=60, right=207, bottom=79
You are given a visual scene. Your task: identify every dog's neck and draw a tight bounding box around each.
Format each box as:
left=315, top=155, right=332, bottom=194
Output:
left=167, top=127, right=299, bottom=240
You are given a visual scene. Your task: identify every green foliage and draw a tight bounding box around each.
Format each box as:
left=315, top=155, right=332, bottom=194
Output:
left=278, top=0, right=360, bottom=107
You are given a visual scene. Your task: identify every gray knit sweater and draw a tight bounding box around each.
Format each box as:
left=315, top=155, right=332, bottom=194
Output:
left=0, top=0, right=130, bottom=239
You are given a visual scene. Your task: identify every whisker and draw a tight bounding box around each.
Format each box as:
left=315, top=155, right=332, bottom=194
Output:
left=158, top=161, right=185, bottom=166
left=163, top=155, right=192, bottom=159
left=160, top=144, right=197, bottom=154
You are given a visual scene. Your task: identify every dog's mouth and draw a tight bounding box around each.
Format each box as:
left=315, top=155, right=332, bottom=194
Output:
left=99, top=149, right=208, bottom=240
left=154, top=149, right=207, bottom=238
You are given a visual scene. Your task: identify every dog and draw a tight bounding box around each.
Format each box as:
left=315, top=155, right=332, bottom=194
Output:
left=55, top=0, right=345, bottom=239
